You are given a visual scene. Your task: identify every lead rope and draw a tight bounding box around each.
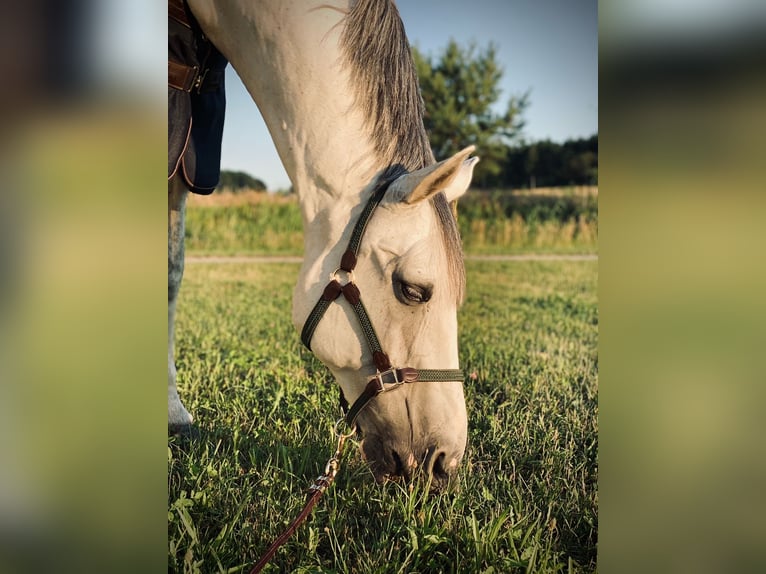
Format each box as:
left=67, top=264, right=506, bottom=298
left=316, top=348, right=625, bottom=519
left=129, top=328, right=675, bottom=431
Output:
left=248, top=181, right=396, bottom=573
left=248, top=419, right=356, bottom=574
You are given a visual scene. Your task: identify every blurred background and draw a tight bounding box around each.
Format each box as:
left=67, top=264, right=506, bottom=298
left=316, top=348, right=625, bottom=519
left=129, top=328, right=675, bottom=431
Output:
left=0, top=0, right=764, bottom=572
left=599, top=1, right=766, bottom=572
left=0, top=0, right=165, bottom=572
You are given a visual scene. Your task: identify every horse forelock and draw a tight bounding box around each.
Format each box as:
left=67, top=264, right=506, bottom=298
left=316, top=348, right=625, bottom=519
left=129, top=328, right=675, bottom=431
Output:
left=340, top=0, right=465, bottom=305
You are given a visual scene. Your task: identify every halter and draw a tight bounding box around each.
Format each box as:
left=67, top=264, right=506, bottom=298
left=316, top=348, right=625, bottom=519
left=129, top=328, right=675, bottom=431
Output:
left=300, top=177, right=464, bottom=429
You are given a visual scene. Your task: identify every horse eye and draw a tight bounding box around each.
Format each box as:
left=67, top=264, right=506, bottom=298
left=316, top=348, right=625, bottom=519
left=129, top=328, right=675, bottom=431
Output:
left=399, top=281, right=431, bottom=304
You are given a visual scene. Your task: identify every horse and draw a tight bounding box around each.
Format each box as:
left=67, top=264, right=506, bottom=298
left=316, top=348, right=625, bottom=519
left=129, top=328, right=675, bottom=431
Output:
left=169, top=0, right=479, bottom=486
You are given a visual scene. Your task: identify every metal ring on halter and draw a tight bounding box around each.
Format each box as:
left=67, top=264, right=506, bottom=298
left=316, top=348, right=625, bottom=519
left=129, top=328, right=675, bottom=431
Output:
left=333, top=417, right=357, bottom=439
left=330, top=267, right=354, bottom=286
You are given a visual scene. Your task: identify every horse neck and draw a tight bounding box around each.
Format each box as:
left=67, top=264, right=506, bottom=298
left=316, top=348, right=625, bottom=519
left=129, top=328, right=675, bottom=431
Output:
left=189, top=0, right=381, bottom=241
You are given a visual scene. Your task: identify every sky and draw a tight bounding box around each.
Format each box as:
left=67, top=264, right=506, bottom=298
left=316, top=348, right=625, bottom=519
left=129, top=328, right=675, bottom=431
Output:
left=219, top=0, right=598, bottom=190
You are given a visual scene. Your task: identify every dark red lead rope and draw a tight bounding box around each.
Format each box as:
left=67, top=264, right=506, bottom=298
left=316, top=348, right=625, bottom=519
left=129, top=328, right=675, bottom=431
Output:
left=248, top=422, right=353, bottom=574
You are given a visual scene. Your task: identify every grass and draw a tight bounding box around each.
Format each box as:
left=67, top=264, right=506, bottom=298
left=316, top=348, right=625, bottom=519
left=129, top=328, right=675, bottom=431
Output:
left=184, top=188, right=598, bottom=256
left=457, top=188, right=597, bottom=254
left=168, top=260, right=598, bottom=573
left=185, top=201, right=304, bottom=255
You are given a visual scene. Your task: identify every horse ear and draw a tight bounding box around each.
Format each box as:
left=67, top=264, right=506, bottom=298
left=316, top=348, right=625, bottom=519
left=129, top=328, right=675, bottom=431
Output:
left=388, top=146, right=479, bottom=205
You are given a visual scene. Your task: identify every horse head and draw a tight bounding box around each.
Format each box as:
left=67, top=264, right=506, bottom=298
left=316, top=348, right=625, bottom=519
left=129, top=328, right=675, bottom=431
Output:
left=294, top=147, right=478, bottom=487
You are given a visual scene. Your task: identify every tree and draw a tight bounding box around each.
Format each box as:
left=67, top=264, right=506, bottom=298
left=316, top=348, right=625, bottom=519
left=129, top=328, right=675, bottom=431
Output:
left=501, top=135, right=598, bottom=188
left=217, top=170, right=267, bottom=192
left=413, top=40, right=528, bottom=187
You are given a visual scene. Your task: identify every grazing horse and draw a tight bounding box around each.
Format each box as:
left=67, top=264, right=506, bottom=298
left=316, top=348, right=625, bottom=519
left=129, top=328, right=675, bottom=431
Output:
left=169, top=0, right=479, bottom=485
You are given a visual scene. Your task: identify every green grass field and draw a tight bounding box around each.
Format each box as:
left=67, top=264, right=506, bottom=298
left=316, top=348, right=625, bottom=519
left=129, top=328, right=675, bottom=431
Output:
left=168, top=260, right=598, bottom=573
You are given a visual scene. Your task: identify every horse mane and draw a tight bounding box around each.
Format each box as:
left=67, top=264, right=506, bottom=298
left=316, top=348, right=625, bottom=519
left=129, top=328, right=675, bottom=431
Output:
left=340, top=0, right=466, bottom=304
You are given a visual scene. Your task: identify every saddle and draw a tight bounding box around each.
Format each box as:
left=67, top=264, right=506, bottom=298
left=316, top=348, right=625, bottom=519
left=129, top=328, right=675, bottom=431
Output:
left=168, top=0, right=228, bottom=194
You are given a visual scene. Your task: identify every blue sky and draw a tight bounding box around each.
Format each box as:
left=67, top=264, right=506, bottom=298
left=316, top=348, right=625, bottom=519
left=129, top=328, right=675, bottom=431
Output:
left=220, top=0, right=598, bottom=190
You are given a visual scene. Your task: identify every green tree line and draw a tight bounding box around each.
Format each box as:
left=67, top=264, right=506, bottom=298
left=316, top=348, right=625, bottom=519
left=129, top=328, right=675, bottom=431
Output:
left=217, top=170, right=266, bottom=191
left=502, top=135, right=597, bottom=188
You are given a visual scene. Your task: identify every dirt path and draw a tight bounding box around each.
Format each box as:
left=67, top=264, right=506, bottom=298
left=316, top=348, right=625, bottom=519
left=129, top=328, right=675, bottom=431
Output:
left=187, top=254, right=597, bottom=264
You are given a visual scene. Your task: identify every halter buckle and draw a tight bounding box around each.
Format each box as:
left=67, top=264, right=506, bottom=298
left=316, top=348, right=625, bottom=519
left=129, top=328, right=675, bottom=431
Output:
left=370, top=368, right=404, bottom=394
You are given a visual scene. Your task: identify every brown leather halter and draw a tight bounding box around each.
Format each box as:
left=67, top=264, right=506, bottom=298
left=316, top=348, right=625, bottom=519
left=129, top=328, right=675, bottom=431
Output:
left=300, top=176, right=464, bottom=429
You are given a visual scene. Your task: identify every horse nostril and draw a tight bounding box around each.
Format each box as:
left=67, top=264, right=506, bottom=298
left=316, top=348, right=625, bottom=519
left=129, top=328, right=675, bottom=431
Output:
left=392, top=450, right=405, bottom=476
left=425, top=449, right=457, bottom=491
left=391, top=450, right=416, bottom=480
left=430, top=450, right=447, bottom=477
